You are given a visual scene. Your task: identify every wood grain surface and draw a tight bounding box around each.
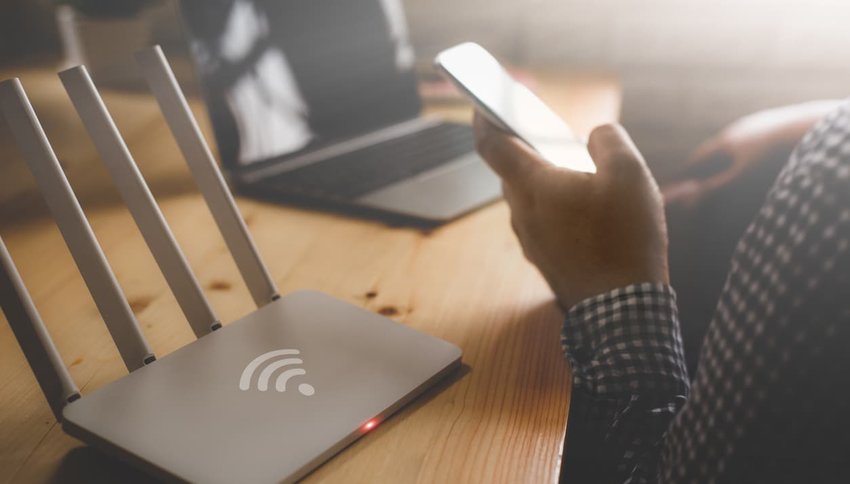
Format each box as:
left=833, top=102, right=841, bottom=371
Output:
left=0, top=67, right=620, bottom=483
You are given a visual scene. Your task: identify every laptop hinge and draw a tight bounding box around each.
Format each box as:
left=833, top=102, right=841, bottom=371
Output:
left=238, top=117, right=440, bottom=184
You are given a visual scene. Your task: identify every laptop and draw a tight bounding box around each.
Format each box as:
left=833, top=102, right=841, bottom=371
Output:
left=176, top=0, right=501, bottom=224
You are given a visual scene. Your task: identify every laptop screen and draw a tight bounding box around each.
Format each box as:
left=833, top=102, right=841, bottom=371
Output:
left=178, top=0, right=422, bottom=168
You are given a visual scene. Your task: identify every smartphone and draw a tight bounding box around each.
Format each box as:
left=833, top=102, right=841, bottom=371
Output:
left=435, top=42, right=595, bottom=173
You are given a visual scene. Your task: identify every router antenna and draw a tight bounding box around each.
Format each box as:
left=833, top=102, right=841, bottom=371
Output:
left=0, top=78, right=154, bottom=371
left=0, top=236, right=80, bottom=421
left=135, top=46, right=279, bottom=307
left=59, top=66, right=221, bottom=337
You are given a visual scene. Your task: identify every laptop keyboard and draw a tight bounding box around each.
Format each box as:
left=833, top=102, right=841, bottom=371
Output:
left=261, top=122, right=475, bottom=200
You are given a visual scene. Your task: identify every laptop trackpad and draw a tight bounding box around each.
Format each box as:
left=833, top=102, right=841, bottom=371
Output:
left=354, top=153, right=501, bottom=222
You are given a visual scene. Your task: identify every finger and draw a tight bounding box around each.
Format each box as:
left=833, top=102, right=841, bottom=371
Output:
left=662, top=166, right=737, bottom=209
left=500, top=179, right=514, bottom=202
left=682, top=139, right=734, bottom=179
left=661, top=179, right=704, bottom=208
left=499, top=180, right=528, bottom=221
left=586, top=123, right=648, bottom=175
left=699, top=167, right=738, bottom=195
left=685, top=138, right=722, bottom=167
left=473, top=111, right=547, bottom=185
left=508, top=210, right=535, bottom=263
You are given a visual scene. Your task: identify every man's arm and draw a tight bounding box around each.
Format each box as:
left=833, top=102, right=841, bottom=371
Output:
left=560, top=283, right=688, bottom=483
left=473, top=99, right=850, bottom=483
left=564, top=100, right=850, bottom=483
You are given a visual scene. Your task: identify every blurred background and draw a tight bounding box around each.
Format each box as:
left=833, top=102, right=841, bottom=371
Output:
left=407, top=0, right=850, bottom=177
left=2, top=0, right=849, bottom=180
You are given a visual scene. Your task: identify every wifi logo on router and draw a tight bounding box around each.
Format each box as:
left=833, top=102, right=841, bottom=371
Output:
left=239, top=349, right=316, bottom=396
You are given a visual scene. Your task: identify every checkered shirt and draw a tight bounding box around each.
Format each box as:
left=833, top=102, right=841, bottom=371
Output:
left=559, top=100, right=850, bottom=483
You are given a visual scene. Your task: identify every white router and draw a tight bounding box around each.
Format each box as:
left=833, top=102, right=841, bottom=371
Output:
left=0, top=46, right=461, bottom=483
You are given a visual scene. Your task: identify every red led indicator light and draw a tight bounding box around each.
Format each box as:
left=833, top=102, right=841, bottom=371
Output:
left=362, top=419, right=378, bottom=431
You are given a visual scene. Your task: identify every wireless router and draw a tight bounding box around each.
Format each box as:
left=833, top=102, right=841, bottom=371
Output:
left=0, top=46, right=461, bottom=483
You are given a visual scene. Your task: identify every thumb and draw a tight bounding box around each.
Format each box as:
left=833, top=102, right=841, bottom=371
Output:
left=473, top=111, right=547, bottom=185
left=586, top=123, right=648, bottom=176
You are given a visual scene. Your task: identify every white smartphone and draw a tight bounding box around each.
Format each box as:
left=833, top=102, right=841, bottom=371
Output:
left=435, top=42, right=595, bottom=173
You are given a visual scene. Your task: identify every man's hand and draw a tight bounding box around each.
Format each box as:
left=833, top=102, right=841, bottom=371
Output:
left=662, top=101, right=840, bottom=209
left=473, top=112, right=669, bottom=309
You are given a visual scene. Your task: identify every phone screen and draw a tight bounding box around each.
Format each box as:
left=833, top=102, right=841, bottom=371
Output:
left=436, top=43, right=596, bottom=173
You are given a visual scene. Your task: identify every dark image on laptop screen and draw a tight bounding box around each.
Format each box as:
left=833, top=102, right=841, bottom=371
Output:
left=178, top=0, right=422, bottom=168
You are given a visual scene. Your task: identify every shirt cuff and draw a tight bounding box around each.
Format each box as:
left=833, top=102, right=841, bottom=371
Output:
left=561, top=283, right=689, bottom=399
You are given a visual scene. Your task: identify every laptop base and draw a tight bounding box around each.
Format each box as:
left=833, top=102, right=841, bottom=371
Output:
left=244, top=154, right=502, bottom=227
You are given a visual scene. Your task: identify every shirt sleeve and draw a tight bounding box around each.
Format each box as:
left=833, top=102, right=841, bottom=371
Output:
left=560, top=283, right=689, bottom=483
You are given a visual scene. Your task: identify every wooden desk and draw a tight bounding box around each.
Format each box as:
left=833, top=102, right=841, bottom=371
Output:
left=0, top=68, right=620, bottom=483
